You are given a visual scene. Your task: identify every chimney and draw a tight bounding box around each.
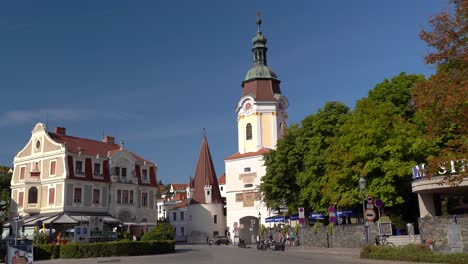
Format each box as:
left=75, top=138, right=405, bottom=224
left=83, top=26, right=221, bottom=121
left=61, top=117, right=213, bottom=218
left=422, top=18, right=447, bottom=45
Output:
left=55, top=127, right=66, bottom=135
left=102, top=136, right=115, bottom=144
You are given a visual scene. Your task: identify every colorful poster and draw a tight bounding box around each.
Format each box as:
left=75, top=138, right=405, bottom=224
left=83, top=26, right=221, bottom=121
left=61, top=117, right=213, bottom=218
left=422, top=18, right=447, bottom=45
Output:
left=7, top=245, right=33, bottom=264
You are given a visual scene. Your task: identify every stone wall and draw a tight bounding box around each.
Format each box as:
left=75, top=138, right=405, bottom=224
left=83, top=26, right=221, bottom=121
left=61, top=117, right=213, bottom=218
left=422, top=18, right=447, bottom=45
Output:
left=298, top=224, right=379, bottom=248
left=418, top=215, right=467, bottom=253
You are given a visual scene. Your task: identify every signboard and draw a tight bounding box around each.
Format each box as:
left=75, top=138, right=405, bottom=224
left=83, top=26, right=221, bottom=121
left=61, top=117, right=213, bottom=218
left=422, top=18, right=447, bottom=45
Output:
left=374, top=199, right=383, bottom=208
left=365, top=209, right=376, bottom=221
left=265, top=216, right=285, bottom=223
left=74, top=225, right=90, bottom=243
left=366, top=195, right=374, bottom=204
left=336, top=209, right=357, bottom=217
left=89, top=216, right=104, bottom=237
left=289, top=214, right=299, bottom=221
left=298, top=207, right=305, bottom=225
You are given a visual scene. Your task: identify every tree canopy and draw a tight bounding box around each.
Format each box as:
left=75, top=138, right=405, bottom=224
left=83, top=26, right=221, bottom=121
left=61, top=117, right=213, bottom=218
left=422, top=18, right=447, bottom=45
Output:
left=260, top=0, right=466, bottom=221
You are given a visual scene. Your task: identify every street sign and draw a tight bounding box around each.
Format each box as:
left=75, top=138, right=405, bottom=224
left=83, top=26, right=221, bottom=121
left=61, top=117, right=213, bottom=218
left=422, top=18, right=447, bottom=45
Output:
left=329, top=216, right=336, bottom=223
left=374, top=199, right=384, bottom=208
left=366, top=195, right=374, bottom=204
left=365, top=209, right=376, bottom=221
left=13, top=216, right=21, bottom=221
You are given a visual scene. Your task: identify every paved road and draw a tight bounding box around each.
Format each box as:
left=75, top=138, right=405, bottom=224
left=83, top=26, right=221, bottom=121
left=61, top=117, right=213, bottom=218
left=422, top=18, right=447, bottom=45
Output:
left=34, top=244, right=427, bottom=264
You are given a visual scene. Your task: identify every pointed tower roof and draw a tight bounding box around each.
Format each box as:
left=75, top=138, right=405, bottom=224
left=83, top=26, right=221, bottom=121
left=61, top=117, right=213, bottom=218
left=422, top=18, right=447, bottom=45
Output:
left=190, top=132, right=223, bottom=204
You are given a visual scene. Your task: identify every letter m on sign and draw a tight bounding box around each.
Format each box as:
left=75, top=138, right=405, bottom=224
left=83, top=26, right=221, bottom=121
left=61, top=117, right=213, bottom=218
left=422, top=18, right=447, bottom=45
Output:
left=412, top=164, right=426, bottom=179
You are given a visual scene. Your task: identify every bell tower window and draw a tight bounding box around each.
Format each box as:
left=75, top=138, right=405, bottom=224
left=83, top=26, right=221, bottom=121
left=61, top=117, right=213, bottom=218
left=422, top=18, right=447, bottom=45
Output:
left=246, top=123, right=252, bottom=140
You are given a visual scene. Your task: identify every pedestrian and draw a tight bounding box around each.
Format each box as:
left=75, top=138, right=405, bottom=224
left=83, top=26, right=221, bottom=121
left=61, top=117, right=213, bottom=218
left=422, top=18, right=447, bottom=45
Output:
left=289, top=230, right=295, bottom=247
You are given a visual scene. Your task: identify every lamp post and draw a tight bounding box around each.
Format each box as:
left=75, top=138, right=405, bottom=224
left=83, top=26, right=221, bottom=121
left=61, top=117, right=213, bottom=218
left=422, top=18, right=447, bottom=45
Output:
left=359, top=176, right=368, bottom=246
left=258, top=212, right=261, bottom=242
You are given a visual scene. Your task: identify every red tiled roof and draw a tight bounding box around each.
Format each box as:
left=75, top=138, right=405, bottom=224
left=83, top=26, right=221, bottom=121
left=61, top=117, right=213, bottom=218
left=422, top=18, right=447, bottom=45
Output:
left=218, top=173, right=226, bottom=184
left=224, top=148, right=271, bottom=160
left=171, top=184, right=189, bottom=190
left=48, top=132, right=154, bottom=165
left=190, top=136, right=222, bottom=205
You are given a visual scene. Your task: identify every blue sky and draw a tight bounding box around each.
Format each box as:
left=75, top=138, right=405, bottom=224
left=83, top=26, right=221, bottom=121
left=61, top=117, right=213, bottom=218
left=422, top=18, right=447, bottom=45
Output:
left=0, top=1, right=446, bottom=184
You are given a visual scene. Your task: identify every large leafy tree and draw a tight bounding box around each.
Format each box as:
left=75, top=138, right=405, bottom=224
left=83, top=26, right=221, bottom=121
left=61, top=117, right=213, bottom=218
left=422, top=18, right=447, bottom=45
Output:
left=413, top=0, right=467, bottom=184
left=261, top=124, right=304, bottom=211
left=261, top=102, right=350, bottom=213
left=323, top=73, right=427, bottom=210
left=296, top=102, right=350, bottom=213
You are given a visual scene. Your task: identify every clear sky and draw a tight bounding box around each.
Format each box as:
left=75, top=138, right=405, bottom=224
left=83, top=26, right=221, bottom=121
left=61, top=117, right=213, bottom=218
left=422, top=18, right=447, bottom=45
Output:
left=0, top=1, right=446, bottom=184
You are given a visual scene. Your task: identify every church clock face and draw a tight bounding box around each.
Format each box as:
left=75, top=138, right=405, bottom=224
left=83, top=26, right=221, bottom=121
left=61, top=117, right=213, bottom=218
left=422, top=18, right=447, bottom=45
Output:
left=242, top=100, right=254, bottom=115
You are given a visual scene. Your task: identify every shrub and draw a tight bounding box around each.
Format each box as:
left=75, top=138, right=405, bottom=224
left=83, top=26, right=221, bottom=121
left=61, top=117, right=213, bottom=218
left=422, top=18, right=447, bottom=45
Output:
left=34, top=244, right=60, bottom=260
left=59, top=240, right=175, bottom=259
left=141, top=222, right=175, bottom=241
left=361, top=244, right=468, bottom=264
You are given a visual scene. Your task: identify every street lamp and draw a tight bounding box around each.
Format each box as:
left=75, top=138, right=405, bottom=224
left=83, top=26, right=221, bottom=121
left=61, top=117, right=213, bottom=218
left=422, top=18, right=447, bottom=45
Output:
left=359, top=176, right=368, bottom=246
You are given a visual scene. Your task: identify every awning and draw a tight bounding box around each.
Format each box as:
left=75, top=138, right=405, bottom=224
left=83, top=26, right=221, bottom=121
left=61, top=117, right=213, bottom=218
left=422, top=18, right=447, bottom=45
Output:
left=336, top=209, right=357, bottom=217
left=265, top=215, right=285, bottom=223
left=2, top=213, right=121, bottom=227
left=51, top=214, right=79, bottom=224
left=309, top=212, right=325, bottom=220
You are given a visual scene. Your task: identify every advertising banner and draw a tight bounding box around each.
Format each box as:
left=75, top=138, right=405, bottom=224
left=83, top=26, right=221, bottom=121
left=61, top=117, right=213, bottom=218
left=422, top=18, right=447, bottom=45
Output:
left=7, top=245, right=33, bottom=264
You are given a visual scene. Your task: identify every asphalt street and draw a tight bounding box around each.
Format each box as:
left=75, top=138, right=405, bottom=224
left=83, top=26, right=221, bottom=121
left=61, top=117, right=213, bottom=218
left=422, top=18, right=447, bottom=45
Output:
left=34, top=244, right=430, bottom=264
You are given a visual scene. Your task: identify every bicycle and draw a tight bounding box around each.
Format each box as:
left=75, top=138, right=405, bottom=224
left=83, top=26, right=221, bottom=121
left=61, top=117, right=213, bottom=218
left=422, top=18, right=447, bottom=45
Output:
left=376, top=235, right=394, bottom=246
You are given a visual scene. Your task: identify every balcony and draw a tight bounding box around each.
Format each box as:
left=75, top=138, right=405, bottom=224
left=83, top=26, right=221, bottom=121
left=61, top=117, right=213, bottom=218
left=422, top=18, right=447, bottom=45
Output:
left=26, top=176, right=41, bottom=183
left=23, top=203, right=40, bottom=214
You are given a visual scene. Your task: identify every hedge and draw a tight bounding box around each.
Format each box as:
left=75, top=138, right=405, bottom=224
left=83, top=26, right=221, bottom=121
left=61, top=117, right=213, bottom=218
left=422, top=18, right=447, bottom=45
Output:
left=361, top=244, right=468, bottom=264
left=33, top=240, right=175, bottom=260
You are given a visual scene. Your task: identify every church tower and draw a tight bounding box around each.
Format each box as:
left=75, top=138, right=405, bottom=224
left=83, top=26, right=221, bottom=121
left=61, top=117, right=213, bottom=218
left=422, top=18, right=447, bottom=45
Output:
left=225, top=14, right=288, bottom=244
left=236, top=14, right=288, bottom=154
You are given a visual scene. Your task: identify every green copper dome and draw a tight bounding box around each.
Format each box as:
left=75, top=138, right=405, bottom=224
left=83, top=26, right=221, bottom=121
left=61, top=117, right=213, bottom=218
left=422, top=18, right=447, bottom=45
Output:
left=244, top=64, right=278, bottom=81
left=243, top=14, right=279, bottom=82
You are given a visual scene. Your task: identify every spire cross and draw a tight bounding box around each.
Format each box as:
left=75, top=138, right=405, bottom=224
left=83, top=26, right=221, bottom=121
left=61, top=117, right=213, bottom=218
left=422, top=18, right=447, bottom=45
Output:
left=203, top=128, right=206, bottom=138
left=256, top=11, right=262, bottom=32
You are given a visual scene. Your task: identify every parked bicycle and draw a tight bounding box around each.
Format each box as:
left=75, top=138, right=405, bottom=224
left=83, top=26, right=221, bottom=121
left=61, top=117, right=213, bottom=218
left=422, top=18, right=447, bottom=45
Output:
left=376, top=235, right=394, bottom=246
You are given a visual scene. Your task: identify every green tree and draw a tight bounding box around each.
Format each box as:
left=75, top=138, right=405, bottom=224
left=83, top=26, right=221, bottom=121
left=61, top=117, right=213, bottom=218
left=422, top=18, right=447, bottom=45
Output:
left=261, top=102, right=350, bottom=214
left=261, top=124, right=303, bottom=210
left=323, top=73, right=428, bottom=212
left=297, top=102, right=350, bottom=213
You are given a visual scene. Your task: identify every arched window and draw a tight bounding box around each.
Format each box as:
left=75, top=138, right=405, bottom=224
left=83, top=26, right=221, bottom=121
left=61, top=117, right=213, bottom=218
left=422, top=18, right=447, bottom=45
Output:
left=246, top=123, right=252, bottom=140
left=28, top=187, right=38, bottom=204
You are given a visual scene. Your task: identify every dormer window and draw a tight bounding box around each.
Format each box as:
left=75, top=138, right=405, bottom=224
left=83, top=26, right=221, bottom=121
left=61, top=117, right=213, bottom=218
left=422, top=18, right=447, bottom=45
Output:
left=114, top=167, right=120, bottom=176
left=121, top=168, right=127, bottom=177
left=142, top=169, right=148, bottom=182
left=246, top=123, right=252, bottom=140
left=94, top=163, right=101, bottom=176
left=75, top=160, right=83, bottom=175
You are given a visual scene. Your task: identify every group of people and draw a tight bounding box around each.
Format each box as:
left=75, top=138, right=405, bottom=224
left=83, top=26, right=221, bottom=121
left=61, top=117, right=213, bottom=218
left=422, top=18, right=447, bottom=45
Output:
left=264, top=229, right=296, bottom=246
